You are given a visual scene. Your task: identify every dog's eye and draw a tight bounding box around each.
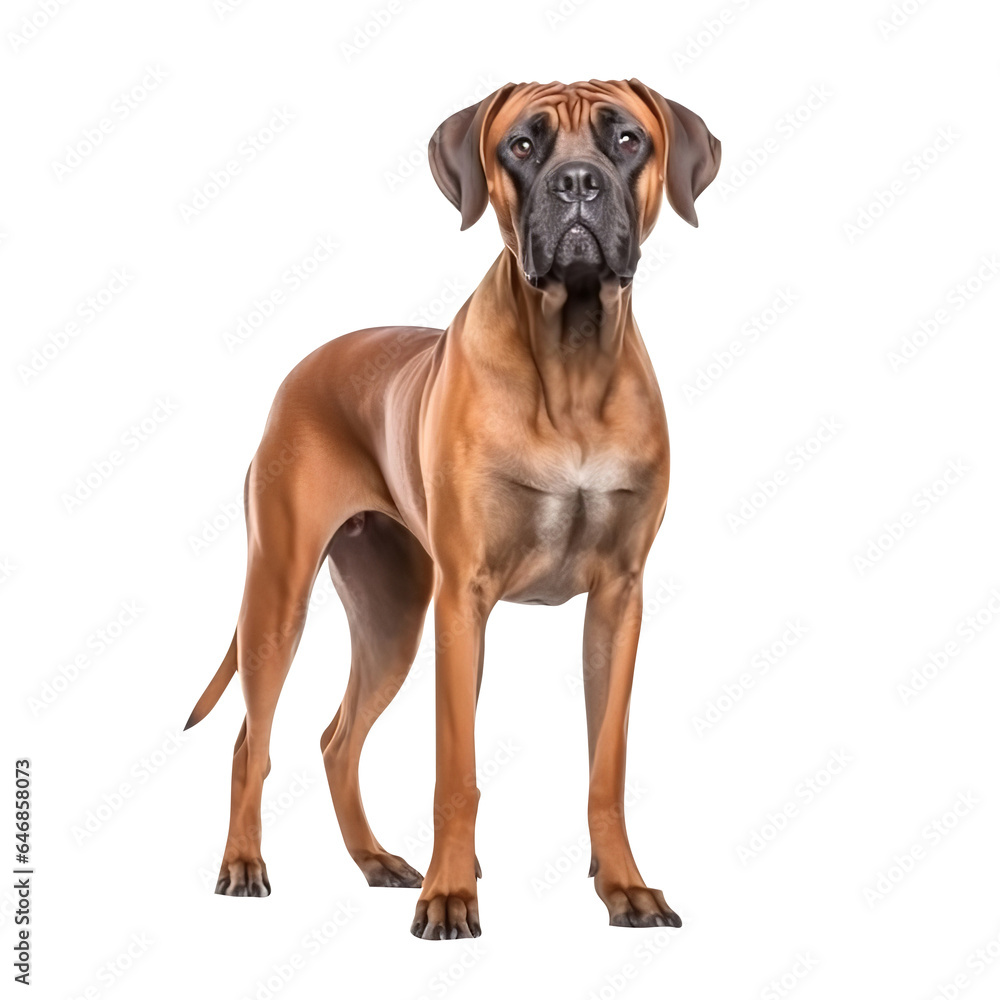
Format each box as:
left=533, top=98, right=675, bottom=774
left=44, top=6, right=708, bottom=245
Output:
left=511, top=137, right=533, bottom=160
left=618, top=131, right=640, bottom=151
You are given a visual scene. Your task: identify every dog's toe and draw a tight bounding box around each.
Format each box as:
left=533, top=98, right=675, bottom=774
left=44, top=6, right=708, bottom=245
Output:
left=358, top=851, right=424, bottom=888
left=411, top=894, right=480, bottom=940
left=604, top=885, right=680, bottom=928
left=215, top=857, right=270, bottom=897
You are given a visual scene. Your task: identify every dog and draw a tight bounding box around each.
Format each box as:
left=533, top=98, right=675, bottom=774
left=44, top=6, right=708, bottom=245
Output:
left=185, top=79, right=720, bottom=939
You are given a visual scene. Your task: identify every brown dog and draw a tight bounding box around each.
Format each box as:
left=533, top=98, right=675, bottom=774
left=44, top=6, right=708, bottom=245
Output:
left=185, top=79, right=720, bottom=939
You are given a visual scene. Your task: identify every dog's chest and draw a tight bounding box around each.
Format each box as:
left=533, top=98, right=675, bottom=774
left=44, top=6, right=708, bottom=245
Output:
left=484, top=441, right=662, bottom=604
left=518, top=448, right=632, bottom=530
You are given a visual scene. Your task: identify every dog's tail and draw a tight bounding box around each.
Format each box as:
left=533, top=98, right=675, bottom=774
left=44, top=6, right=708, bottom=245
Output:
left=185, top=466, right=252, bottom=731
left=184, top=630, right=238, bottom=730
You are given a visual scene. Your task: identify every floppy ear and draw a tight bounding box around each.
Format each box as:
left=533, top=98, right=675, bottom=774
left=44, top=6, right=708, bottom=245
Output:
left=428, top=85, right=514, bottom=231
left=628, top=80, right=721, bottom=227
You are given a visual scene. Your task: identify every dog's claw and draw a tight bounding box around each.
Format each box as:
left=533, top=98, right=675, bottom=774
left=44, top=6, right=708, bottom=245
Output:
left=357, top=851, right=424, bottom=888
left=215, top=857, right=270, bottom=898
left=411, top=894, right=481, bottom=940
left=603, top=885, right=680, bottom=928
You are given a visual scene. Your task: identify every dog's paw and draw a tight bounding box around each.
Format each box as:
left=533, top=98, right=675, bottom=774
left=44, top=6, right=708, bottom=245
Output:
left=357, top=851, right=424, bottom=888
left=215, top=857, right=270, bottom=897
left=410, top=893, right=481, bottom=940
left=603, top=885, right=680, bottom=928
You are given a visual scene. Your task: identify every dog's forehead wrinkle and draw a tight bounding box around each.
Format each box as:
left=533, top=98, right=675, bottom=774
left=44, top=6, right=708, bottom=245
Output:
left=497, top=80, right=639, bottom=138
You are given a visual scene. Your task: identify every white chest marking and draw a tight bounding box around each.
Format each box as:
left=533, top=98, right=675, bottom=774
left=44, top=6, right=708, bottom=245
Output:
left=525, top=449, right=633, bottom=540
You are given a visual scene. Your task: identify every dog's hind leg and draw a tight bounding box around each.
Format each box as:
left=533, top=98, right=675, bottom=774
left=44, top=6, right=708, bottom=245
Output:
left=321, top=511, right=434, bottom=888
left=215, top=435, right=358, bottom=897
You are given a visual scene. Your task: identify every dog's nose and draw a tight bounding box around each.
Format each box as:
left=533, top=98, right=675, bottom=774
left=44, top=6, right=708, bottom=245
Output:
left=549, top=161, right=603, bottom=202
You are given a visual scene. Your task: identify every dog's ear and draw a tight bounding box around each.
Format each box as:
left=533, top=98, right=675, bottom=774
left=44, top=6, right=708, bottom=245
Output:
left=428, top=85, right=514, bottom=231
left=628, top=80, right=721, bottom=227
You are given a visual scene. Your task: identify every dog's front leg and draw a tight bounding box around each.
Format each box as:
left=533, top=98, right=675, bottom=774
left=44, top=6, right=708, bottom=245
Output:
left=410, top=579, right=490, bottom=940
left=583, top=574, right=681, bottom=928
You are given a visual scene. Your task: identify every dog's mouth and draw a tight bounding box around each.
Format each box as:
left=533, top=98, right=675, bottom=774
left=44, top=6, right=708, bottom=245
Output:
left=525, top=222, right=612, bottom=288
left=523, top=217, right=634, bottom=289
left=549, top=223, right=604, bottom=280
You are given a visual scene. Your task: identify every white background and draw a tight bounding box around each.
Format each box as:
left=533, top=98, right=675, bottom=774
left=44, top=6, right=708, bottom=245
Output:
left=3, top=0, right=1000, bottom=997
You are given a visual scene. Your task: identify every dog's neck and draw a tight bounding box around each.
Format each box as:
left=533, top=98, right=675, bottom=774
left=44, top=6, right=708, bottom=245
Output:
left=460, top=249, right=636, bottom=430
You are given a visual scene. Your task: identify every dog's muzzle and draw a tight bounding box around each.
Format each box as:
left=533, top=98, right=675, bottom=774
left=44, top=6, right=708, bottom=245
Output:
left=521, top=159, right=638, bottom=286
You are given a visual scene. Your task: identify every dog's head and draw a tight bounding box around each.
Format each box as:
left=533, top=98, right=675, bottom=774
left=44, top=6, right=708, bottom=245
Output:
left=429, top=80, right=721, bottom=288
